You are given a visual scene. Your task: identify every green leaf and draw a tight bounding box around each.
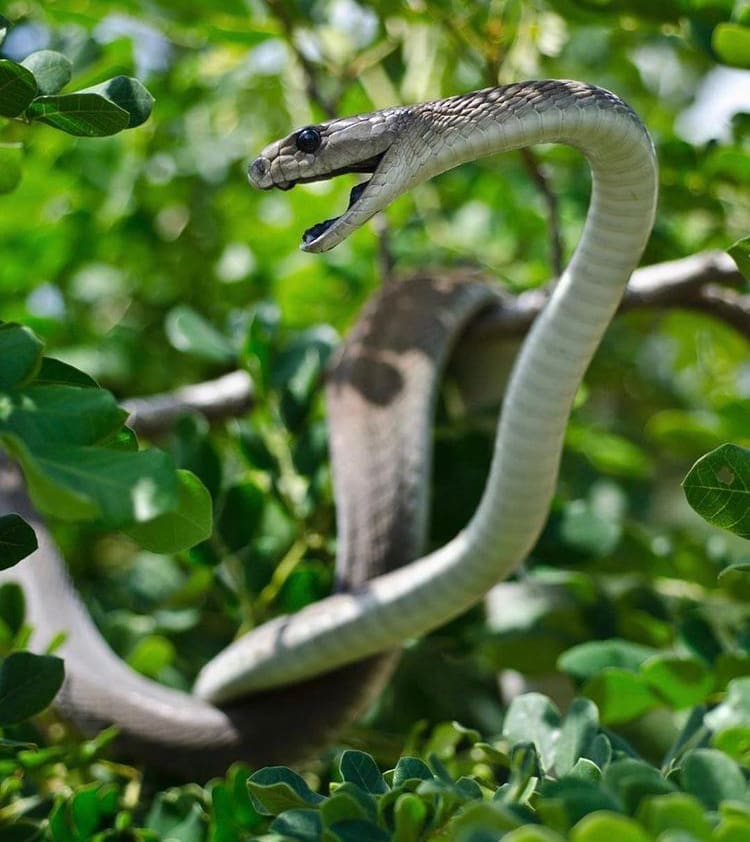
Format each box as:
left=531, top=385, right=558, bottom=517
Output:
left=712, top=726, right=750, bottom=762
left=0, top=652, right=64, bottom=724
left=503, top=693, right=560, bottom=773
left=320, top=791, right=370, bottom=828
left=35, top=357, right=99, bottom=388
left=570, top=812, right=652, bottom=842
left=705, top=678, right=750, bottom=733
left=681, top=749, right=747, bottom=809
left=270, top=809, right=322, bottom=841
left=392, top=756, right=434, bottom=787
left=26, top=92, right=130, bottom=137
left=5, top=437, right=177, bottom=527
left=0, top=142, right=23, bottom=194
left=0, top=514, right=37, bottom=569
left=328, top=818, right=390, bottom=842
left=80, top=76, right=154, bottom=128
left=0, top=323, right=43, bottom=389
left=217, top=481, right=265, bottom=551
left=125, top=470, right=212, bottom=553
left=603, top=758, right=675, bottom=813
left=449, top=801, right=523, bottom=838
left=558, top=639, right=657, bottom=680
left=0, top=15, right=10, bottom=47
left=0, top=384, right=127, bottom=449
left=554, top=698, right=599, bottom=777
left=569, top=758, right=601, bottom=783
left=543, top=778, right=594, bottom=831
left=126, top=635, right=175, bottom=678
left=728, top=236, right=750, bottom=282
left=0, top=58, right=37, bottom=117
left=0, top=583, right=25, bottom=636
left=339, top=750, right=388, bottom=795
left=713, top=23, right=750, bottom=69
left=586, top=733, right=612, bottom=770
left=636, top=792, right=712, bottom=840
left=21, top=50, right=72, bottom=95
left=582, top=669, right=658, bottom=724
left=641, top=654, right=713, bottom=708
left=247, top=767, right=324, bottom=815
left=683, top=443, right=750, bottom=539
left=718, top=561, right=750, bottom=583
left=392, top=793, right=428, bottom=842
left=165, top=305, right=235, bottom=363
left=503, top=829, right=567, bottom=842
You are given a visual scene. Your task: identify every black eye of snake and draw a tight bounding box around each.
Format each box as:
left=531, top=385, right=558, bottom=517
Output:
left=295, top=127, right=321, bottom=153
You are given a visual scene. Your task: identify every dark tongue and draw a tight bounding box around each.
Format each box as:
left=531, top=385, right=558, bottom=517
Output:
left=302, top=180, right=369, bottom=245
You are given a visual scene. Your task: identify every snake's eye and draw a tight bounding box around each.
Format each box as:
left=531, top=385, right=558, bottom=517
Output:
left=295, top=127, right=322, bottom=154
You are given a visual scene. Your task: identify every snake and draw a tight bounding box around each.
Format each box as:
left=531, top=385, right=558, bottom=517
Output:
left=0, top=80, right=657, bottom=775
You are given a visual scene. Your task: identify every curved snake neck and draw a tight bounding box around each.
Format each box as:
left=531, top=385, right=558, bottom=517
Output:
left=1, top=80, right=657, bottom=770
left=197, top=79, right=657, bottom=702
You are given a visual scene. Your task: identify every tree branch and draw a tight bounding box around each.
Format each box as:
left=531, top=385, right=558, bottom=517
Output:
left=124, top=370, right=253, bottom=438
left=124, top=251, right=746, bottom=437
left=470, top=249, right=747, bottom=339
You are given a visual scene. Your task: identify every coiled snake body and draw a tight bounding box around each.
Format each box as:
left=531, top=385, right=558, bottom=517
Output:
left=0, top=81, right=657, bottom=774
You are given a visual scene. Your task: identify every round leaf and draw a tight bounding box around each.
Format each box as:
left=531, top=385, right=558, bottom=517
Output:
left=582, top=669, right=658, bottom=724
left=713, top=24, right=750, bottom=69
left=21, top=50, right=72, bottom=95
left=682, top=749, right=747, bottom=810
left=683, top=444, right=750, bottom=539
left=125, top=470, right=212, bottom=553
left=0, top=651, right=64, bottom=724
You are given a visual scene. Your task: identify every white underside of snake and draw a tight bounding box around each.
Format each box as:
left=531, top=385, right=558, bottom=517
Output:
left=0, top=80, right=657, bottom=775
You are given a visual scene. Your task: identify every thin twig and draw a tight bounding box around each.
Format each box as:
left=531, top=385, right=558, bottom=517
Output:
left=263, top=0, right=338, bottom=119
left=519, top=147, right=565, bottom=278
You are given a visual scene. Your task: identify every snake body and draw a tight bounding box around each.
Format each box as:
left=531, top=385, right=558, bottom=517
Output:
left=0, top=81, right=656, bottom=770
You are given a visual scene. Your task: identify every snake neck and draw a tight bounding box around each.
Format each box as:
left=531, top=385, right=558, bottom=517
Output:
left=196, top=82, right=658, bottom=700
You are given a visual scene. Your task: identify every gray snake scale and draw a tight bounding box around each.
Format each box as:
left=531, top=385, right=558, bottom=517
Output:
left=0, top=81, right=657, bottom=775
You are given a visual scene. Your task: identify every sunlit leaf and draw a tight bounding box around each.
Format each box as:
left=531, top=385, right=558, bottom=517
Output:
left=683, top=443, right=750, bottom=539
left=713, top=23, right=750, bottom=69
left=21, top=50, right=72, bottom=95
left=125, top=470, right=212, bottom=553
left=165, top=305, right=235, bottom=363
left=26, top=92, right=130, bottom=136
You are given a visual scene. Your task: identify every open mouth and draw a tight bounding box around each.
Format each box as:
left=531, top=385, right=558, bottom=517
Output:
left=279, top=150, right=386, bottom=248
left=302, top=179, right=369, bottom=245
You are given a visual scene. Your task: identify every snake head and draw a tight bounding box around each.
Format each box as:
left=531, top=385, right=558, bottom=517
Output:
left=248, top=105, right=427, bottom=253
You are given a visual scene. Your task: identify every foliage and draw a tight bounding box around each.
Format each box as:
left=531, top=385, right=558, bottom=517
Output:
left=1, top=0, right=750, bottom=839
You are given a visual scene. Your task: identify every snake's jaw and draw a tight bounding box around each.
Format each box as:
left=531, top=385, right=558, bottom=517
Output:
left=248, top=108, right=424, bottom=252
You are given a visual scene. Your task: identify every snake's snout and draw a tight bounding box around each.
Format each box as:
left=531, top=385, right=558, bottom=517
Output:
left=248, top=156, right=272, bottom=189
